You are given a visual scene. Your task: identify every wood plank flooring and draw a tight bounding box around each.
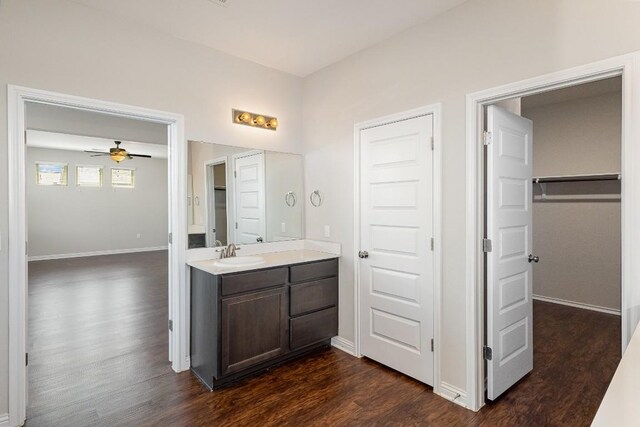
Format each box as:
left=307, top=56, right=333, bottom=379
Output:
left=27, top=251, right=620, bottom=426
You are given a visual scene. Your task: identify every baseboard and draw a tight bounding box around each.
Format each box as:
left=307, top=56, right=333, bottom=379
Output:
left=0, top=413, right=9, bottom=427
left=331, top=336, right=356, bottom=356
left=437, top=382, right=468, bottom=409
left=533, top=294, right=620, bottom=316
left=28, top=246, right=168, bottom=262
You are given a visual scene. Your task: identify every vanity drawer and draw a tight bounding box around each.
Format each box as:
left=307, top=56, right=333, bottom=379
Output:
left=221, top=267, right=288, bottom=296
left=289, top=306, right=338, bottom=350
left=289, top=258, right=338, bottom=283
left=290, top=277, right=338, bottom=317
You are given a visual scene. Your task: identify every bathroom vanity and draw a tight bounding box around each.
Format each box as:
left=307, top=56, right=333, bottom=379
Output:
left=189, top=250, right=339, bottom=389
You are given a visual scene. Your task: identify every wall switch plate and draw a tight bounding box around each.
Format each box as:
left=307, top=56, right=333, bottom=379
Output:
left=281, top=222, right=286, bottom=233
left=136, top=233, right=141, bottom=239
left=324, top=225, right=330, bottom=238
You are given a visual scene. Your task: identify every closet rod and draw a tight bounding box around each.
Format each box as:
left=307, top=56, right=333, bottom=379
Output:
left=532, top=173, right=621, bottom=184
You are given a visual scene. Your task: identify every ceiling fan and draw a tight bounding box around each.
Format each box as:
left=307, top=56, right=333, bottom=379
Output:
left=84, top=141, right=152, bottom=163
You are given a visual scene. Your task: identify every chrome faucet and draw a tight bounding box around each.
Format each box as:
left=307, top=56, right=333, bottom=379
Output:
left=225, top=243, right=238, bottom=258
left=218, top=243, right=239, bottom=259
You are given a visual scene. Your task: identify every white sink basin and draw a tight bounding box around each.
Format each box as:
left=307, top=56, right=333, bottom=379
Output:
left=215, top=256, right=265, bottom=267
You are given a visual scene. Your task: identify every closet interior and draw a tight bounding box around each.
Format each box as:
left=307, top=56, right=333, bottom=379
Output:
left=522, top=77, right=622, bottom=316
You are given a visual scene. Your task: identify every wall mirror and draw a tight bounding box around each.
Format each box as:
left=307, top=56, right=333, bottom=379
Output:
left=187, top=141, right=304, bottom=248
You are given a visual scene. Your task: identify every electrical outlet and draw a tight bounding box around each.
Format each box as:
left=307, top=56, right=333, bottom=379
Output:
left=136, top=233, right=141, bottom=239
left=324, top=225, right=330, bottom=238
left=281, top=222, right=286, bottom=233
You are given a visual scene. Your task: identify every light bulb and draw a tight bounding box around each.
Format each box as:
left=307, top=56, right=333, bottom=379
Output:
left=238, top=112, right=251, bottom=123
left=253, top=115, right=266, bottom=126
left=267, top=118, right=278, bottom=129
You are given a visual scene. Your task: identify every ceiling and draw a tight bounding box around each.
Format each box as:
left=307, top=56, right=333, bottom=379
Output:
left=72, top=0, right=469, bottom=76
left=522, top=77, right=622, bottom=110
left=27, top=130, right=168, bottom=159
left=26, top=102, right=168, bottom=145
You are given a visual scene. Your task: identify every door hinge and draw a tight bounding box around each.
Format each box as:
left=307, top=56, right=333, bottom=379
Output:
left=234, top=171, right=237, bottom=178
left=430, top=136, right=434, bottom=151
left=483, top=346, right=493, bottom=361
left=168, top=233, right=173, bottom=244
left=430, top=338, right=434, bottom=352
left=483, top=238, right=492, bottom=253
left=26, top=353, right=28, bottom=366
left=168, top=319, right=173, bottom=332
left=235, top=222, right=238, bottom=229
left=430, top=237, right=434, bottom=251
left=25, top=241, right=28, bottom=255
left=483, top=131, right=493, bottom=146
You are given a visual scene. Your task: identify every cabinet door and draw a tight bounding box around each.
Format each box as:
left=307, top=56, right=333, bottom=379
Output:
left=220, top=287, right=288, bottom=375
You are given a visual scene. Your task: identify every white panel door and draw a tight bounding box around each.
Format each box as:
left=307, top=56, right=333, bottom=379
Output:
left=486, top=105, right=534, bottom=400
left=234, top=152, right=266, bottom=244
left=359, top=114, right=434, bottom=385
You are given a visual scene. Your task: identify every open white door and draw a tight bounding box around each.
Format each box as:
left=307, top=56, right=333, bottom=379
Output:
left=359, top=114, right=434, bottom=385
left=234, top=152, right=266, bottom=244
left=486, top=105, right=534, bottom=400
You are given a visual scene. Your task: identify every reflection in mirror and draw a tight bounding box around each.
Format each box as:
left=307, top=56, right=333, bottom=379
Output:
left=187, top=141, right=304, bottom=248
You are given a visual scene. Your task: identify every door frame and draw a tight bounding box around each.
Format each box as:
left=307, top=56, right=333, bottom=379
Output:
left=204, top=156, right=228, bottom=247
left=465, top=52, right=640, bottom=411
left=7, top=85, right=188, bottom=427
left=353, top=103, right=443, bottom=395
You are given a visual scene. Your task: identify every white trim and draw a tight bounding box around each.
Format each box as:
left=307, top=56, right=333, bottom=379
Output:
left=0, top=413, right=9, bottom=427
left=8, top=85, right=188, bottom=427
left=465, top=52, right=640, bottom=412
left=436, top=382, right=469, bottom=409
left=331, top=336, right=356, bottom=356
left=352, top=103, right=443, bottom=393
left=27, top=246, right=169, bottom=262
left=532, top=295, right=621, bottom=316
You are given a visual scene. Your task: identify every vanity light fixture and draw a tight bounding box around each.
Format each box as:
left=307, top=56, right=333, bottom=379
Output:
left=232, top=109, right=278, bottom=131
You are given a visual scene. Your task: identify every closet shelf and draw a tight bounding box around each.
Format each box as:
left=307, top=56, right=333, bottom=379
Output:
left=532, top=173, right=621, bottom=184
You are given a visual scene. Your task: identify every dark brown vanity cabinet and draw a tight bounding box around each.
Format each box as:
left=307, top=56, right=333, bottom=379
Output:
left=190, top=257, right=338, bottom=389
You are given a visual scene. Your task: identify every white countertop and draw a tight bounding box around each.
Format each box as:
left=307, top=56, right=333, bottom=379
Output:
left=187, top=249, right=339, bottom=275
left=592, top=323, right=640, bottom=426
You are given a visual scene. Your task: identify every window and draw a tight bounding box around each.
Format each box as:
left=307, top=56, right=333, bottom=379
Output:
left=111, top=167, right=135, bottom=188
left=36, top=162, right=68, bottom=186
left=76, top=165, right=103, bottom=187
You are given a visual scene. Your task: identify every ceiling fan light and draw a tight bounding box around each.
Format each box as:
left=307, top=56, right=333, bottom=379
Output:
left=111, top=152, right=127, bottom=163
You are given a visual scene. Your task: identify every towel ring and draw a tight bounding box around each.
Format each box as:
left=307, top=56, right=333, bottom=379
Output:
left=309, top=190, right=323, bottom=207
left=285, top=191, right=297, bottom=207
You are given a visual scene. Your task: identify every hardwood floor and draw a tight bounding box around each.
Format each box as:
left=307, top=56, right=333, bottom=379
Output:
left=27, top=251, right=620, bottom=426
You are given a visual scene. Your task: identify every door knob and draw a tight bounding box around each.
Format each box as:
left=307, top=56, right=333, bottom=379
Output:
left=256, top=236, right=264, bottom=243
left=358, top=250, right=369, bottom=259
left=528, top=254, right=539, bottom=263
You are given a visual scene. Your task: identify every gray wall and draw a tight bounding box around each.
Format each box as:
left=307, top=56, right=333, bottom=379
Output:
left=302, top=0, right=640, bottom=394
left=523, top=91, right=622, bottom=311
left=27, top=147, right=168, bottom=258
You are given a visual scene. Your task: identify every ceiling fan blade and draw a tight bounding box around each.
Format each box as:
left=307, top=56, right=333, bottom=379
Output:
left=128, top=154, right=152, bottom=158
left=84, top=150, right=108, bottom=154
left=90, top=154, right=109, bottom=157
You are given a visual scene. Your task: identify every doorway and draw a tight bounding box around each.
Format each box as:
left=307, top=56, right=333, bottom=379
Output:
left=205, top=158, right=228, bottom=247
left=465, top=52, right=640, bottom=412
left=7, top=86, right=187, bottom=427
left=353, top=104, right=443, bottom=392
left=484, top=78, right=622, bottom=405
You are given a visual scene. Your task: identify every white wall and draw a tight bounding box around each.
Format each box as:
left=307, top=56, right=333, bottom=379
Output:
left=302, top=0, right=640, bottom=397
left=27, top=146, right=168, bottom=258
left=0, top=0, right=303, bottom=413
left=523, top=91, right=622, bottom=311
